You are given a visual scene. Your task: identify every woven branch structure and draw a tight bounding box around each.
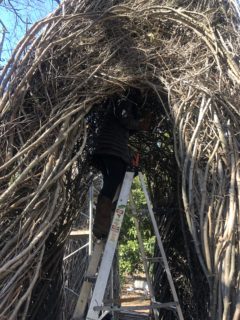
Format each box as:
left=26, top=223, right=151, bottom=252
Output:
left=0, top=0, right=240, bottom=319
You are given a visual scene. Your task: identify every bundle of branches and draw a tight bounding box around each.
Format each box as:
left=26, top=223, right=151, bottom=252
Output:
left=0, top=0, right=240, bottom=319
left=142, top=114, right=209, bottom=319
left=129, top=102, right=209, bottom=319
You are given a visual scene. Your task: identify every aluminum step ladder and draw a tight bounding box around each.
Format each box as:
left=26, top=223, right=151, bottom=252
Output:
left=72, top=171, right=184, bottom=320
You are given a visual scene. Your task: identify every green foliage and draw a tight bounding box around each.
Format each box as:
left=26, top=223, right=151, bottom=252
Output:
left=119, top=176, right=155, bottom=276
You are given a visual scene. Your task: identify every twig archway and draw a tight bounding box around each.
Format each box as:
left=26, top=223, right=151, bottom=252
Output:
left=0, top=1, right=240, bottom=319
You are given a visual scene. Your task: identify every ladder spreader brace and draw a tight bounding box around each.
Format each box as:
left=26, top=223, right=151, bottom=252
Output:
left=72, top=171, right=184, bottom=320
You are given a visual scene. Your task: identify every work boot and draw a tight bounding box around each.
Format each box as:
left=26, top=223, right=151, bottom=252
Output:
left=93, top=195, right=113, bottom=239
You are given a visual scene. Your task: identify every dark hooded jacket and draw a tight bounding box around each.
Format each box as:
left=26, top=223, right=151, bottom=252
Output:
left=93, top=96, right=140, bottom=164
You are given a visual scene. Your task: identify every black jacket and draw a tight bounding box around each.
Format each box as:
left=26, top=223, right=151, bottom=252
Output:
left=93, top=97, right=140, bottom=164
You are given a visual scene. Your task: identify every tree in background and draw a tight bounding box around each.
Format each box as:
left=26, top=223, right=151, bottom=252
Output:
left=119, top=177, right=155, bottom=276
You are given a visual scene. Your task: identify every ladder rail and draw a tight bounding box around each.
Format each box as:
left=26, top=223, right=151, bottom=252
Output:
left=138, top=172, right=184, bottom=320
left=86, top=171, right=135, bottom=320
left=89, top=184, right=94, bottom=256
left=129, top=193, right=159, bottom=320
left=73, top=240, right=104, bottom=319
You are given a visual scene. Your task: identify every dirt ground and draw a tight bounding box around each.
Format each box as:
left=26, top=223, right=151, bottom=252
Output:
left=120, top=279, right=150, bottom=314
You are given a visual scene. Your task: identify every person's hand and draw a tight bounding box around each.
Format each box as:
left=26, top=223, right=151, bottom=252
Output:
left=139, top=112, right=153, bottom=131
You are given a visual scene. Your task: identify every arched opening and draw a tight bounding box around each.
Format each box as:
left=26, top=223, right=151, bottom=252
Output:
left=22, top=87, right=208, bottom=320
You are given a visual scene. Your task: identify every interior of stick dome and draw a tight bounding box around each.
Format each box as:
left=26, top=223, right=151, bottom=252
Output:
left=65, top=85, right=208, bottom=320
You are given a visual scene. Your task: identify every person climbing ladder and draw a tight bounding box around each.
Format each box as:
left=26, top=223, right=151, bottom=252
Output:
left=91, top=88, right=152, bottom=239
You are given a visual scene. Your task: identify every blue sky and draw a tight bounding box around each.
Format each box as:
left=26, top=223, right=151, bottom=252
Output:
left=0, top=0, right=58, bottom=64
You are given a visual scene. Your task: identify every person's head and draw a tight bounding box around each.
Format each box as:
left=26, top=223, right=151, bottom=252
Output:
left=127, top=87, right=151, bottom=114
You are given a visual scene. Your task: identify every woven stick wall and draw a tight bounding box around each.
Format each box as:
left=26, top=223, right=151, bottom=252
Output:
left=0, top=1, right=240, bottom=319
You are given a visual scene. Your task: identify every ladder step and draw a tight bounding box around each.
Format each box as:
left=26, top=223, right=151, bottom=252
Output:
left=153, top=301, right=179, bottom=309
left=144, top=257, right=163, bottom=262
left=69, top=229, right=90, bottom=238
left=93, top=301, right=178, bottom=312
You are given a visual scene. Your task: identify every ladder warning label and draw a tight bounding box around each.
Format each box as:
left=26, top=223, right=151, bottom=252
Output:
left=109, top=208, right=125, bottom=242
